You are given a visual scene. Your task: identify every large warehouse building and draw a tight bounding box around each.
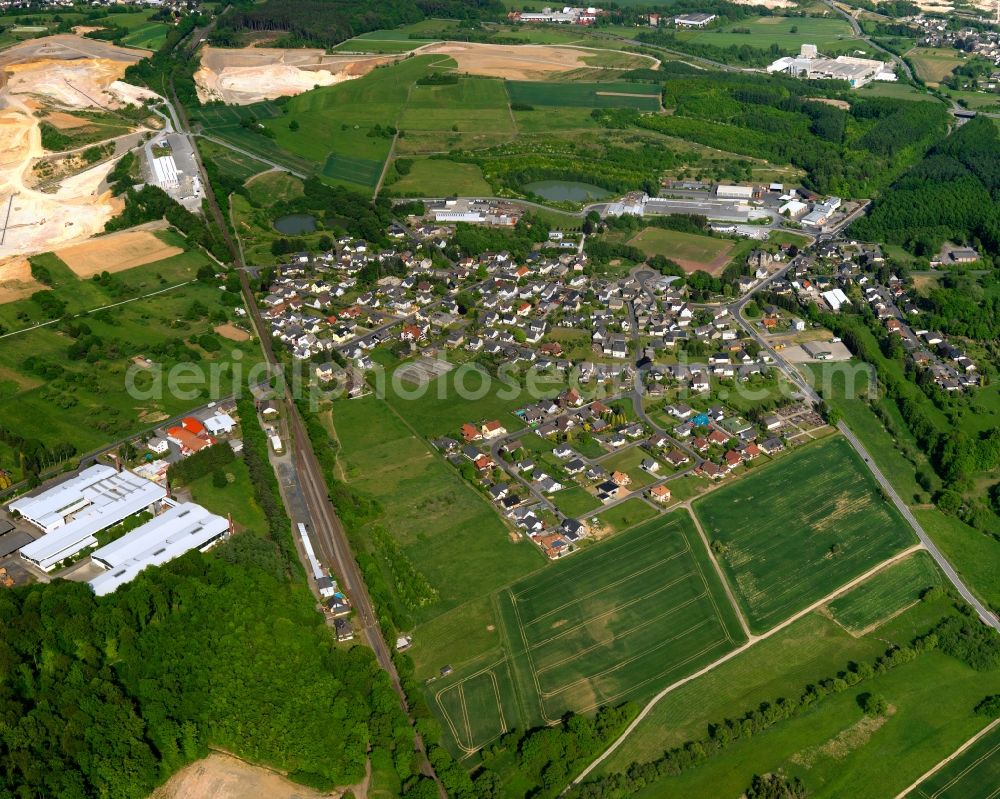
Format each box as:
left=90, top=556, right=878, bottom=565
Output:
left=89, top=502, right=230, bottom=596
left=13, top=466, right=167, bottom=572
left=767, top=48, right=891, bottom=88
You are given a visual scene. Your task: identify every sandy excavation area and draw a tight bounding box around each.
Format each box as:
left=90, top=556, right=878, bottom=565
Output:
left=412, top=41, right=653, bottom=80
left=54, top=227, right=182, bottom=277
left=195, top=46, right=397, bottom=104
left=0, top=258, right=42, bottom=303
left=0, top=35, right=153, bottom=261
left=151, top=753, right=338, bottom=799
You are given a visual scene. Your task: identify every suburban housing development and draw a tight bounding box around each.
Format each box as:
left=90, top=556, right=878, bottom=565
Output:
left=2, top=1, right=1000, bottom=798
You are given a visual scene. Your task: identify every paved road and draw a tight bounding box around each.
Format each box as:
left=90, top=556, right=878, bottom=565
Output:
left=838, top=421, right=1000, bottom=630
left=726, top=262, right=1000, bottom=632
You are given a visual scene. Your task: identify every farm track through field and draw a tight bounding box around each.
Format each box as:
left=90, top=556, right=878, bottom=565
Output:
left=901, top=721, right=1000, bottom=798
left=571, top=543, right=924, bottom=785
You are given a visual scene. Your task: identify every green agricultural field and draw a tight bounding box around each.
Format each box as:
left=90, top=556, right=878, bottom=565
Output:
left=332, top=37, right=432, bottom=53
left=431, top=510, right=745, bottom=754
left=330, top=395, right=541, bottom=619
left=197, top=138, right=265, bottom=182
left=260, top=57, right=441, bottom=174
left=627, top=227, right=734, bottom=269
left=322, top=152, right=385, bottom=188
left=381, top=363, right=530, bottom=439
left=825, top=551, right=941, bottom=635
left=400, top=77, right=514, bottom=134
left=685, top=16, right=858, bottom=52
left=911, top=722, right=1000, bottom=799
left=599, top=594, right=998, bottom=799
left=0, top=277, right=261, bottom=478
left=694, top=436, right=916, bottom=632
left=388, top=158, right=492, bottom=196
left=506, top=80, right=661, bottom=110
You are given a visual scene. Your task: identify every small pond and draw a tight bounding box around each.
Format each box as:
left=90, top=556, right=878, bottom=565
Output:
left=521, top=180, right=612, bottom=202
left=273, top=214, right=317, bottom=235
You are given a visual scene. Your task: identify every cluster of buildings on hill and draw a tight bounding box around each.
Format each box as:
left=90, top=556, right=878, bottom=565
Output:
left=768, top=44, right=896, bottom=87
left=912, top=15, right=1000, bottom=69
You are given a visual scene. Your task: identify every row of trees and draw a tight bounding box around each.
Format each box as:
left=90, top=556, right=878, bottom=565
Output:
left=571, top=601, right=989, bottom=799
left=216, top=0, right=504, bottom=48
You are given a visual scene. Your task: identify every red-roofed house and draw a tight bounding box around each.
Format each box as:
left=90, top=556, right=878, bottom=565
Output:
left=481, top=420, right=507, bottom=439
left=181, top=417, right=205, bottom=436
left=461, top=423, right=481, bottom=442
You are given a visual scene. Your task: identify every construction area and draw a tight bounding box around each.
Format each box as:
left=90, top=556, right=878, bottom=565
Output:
left=0, top=35, right=159, bottom=260
left=194, top=46, right=398, bottom=104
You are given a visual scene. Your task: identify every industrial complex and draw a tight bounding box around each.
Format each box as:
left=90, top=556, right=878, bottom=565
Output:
left=768, top=44, right=896, bottom=88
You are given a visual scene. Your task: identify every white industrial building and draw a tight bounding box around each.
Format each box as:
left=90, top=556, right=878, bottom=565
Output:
left=13, top=466, right=167, bottom=572
left=204, top=412, right=237, bottom=435
left=89, top=503, right=229, bottom=596
left=822, top=288, right=850, bottom=311
left=779, top=199, right=809, bottom=219
left=674, top=12, right=716, bottom=27
left=151, top=154, right=180, bottom=189
left=715, top=184, right=755, bottom=200
left=802, top=196, right=842, bottom=228
left=767, top=46, right=891, bottom=88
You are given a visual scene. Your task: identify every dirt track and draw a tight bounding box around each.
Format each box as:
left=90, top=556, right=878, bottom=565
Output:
left=413, top=41, right=655, bottom=80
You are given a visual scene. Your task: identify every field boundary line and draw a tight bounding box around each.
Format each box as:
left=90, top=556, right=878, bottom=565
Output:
left=0, top=279, right=195, bottom=341
left=894, top=718, right=1000, bottom=798
left=569, top=542, right=924, bottom=789
left=683, top=506, right=751, bottom=641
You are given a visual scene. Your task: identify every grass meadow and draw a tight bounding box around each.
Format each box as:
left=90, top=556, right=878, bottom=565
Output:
left=330, top=395, right=542, bottom=619
left=627, top=227, right=734, bottom=266
left=693, top=436, right=916, bottom=632
left=604, top=591, right=999, bottom=799
left=684, top=16, right=858, bottom=52
left=506, top=80, right=661, bottom=110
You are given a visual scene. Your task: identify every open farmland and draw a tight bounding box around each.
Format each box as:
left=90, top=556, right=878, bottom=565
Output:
left=330, top=395, right=541, bottom=618
left=693, top=436, right=916, bottom=632
left=506, top=80, right=661, bottom=110
left=627, top=227, right=735, bottom=275
left=684, top=15, right=860, bottom=52
left=459, top=511, right=747, bottom=738
left=909, top=722, right=1000, bottom=799
left=906, top=46, right=966, bottom=85
left=826, top=551, right=941, bottom=635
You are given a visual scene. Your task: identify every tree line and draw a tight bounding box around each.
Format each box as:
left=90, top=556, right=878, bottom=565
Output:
left=570, top=600, right=993, bottom=799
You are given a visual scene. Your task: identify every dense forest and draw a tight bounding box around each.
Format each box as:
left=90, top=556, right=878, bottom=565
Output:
left=851, top=116, right=1000, bottom=256
left=214, top=0, right=505, bottom=47
left=0, top=549, right=408, bottom=796
left=613, top=69, right=950, bottom=196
